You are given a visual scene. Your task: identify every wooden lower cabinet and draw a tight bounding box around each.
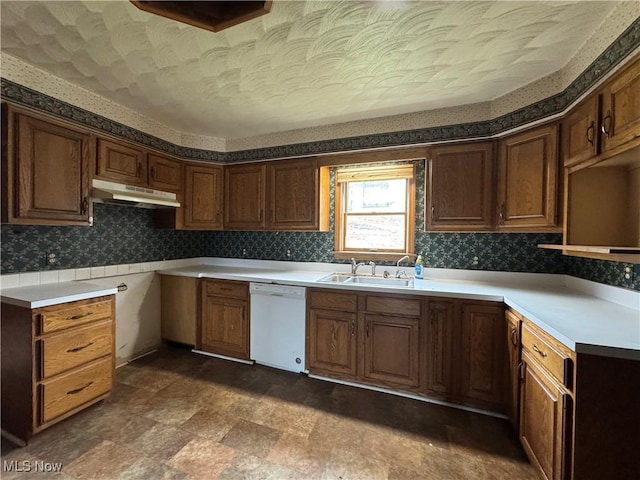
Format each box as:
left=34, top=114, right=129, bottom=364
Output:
left=362, top=314, right=420, bottom=388
left=425, top=298, right=455, bottom=398
left=505, top=309, right=522, bottom=431
left=423, top=298, right=506, bottom=413
left=307, top=308, right=357, bottom=377
left=160, top=275, right=198, bottom=346
left=200, top=280, right=250, bottom=359
left=458, top=302, right=506, bottom=410
left=1, top=295, right=115, bottom=443
left=519, top=351, right=571, bottom=480
left=307, top=289, right=423, bottom=393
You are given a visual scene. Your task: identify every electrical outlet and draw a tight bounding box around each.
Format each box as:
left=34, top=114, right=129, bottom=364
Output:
left=45, top=252, right=57, bottom=265
left=242, top=248, right=247, bottom=257
left=286, top=249, right=291, bottom=258
left=623, top=265, right=634, bottom=281
left=471, top=256, right=479, bottom=266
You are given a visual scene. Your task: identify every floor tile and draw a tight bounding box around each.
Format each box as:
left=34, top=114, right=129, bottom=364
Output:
left=142, top=396, right=202, bottom=426
left=167, top=437, right=235, bottom=480
left=117, top=458, right=189, bottom=480
left=220, top=419, right=281, bottom=458
left=63, top=440, right=139, bottom=480
left=128, top=423, right=194, bottom=461
left=179, top=407, right=238, bottom=441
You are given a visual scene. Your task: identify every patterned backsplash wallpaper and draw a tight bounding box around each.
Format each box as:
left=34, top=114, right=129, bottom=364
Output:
left=2, top=163, right=638, bottom=291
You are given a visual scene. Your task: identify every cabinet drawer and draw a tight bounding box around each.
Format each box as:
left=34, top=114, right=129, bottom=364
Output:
left=39, top=322, right=113, bottom=379
left=308, top=289, right=358, bottom=312
left=39, top=357, right=112, bottom=424
left=205, top=281, right=248, bottom=299
left=365, top=295, right=422, bottom=317
left=522, top=323, right=573, bottom=389
left=37, top=298, right=113, bottom=334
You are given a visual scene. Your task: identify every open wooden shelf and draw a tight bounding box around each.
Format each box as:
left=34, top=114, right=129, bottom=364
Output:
left=538, top=244, right=640, bottom=263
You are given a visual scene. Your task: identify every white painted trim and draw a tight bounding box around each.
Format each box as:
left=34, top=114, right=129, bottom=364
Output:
left=191, top=349, right=255, bottom=365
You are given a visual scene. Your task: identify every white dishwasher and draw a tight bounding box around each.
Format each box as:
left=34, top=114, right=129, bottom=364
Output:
left=249, top=283, right=307, bottom=373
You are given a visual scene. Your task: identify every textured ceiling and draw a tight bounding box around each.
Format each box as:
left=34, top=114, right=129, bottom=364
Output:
left=0, top=1, right=620, bottom=139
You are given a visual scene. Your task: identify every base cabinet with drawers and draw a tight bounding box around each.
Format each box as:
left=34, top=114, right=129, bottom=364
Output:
left=1, top=295, right=115, bottom=443
left=509, top=310, right=640, bottom=480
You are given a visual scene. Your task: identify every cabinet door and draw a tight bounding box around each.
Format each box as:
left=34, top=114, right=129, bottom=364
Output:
left=11, top=112, right=93, bottom=225
left=600, top=57, right=640, bottom=154
left=425, top=299, right=455, bottom=397
left=362, top=314, right=420, bottom=389
left=497, top=124, right=559, bottom=229
left=307, top=308, right=357, bottom=378
left=148, top=153, right=182, bottom=192
left=505, top=310, right=522, bottom=432
left=201, top=294, right=249, bottom=359
left=184, top=164, right=223, bottom=230
left=562, top=96, right=600, bottom=167
left=267, top=158, right=320, bottom=230
left=426, top=142, right=495, bottom=230
left=224, top=164, right=266, bottom=229
left=520, top=352, right=571, bottom=480
left=97, top=138, right=147, bottom=186
left=458, top=302, right=506, bottom=410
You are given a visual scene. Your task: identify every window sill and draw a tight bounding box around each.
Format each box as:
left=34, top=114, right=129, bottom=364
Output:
left=333, top=251, right=416, bottom=261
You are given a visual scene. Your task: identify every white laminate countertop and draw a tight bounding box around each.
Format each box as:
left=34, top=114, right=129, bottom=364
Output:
left=158, top=264, right=640, bottom=360
left=0, top=282, right=118, bottom=309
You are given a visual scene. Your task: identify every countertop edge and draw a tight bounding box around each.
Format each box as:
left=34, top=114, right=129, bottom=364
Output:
left=1, top=286, right=118, bottom=309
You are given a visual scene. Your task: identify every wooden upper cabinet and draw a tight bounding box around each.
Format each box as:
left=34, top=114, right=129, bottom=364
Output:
left=497, top=124, right=560, bottom=230
left=2, top=106, right=94, bottom=225
left=562, top=96, right=600, bottom=168
left=600, top=56, right=640, bottom=155
left=183, top=163, right=223, bottom=230
left=96, top=138, right=183, bottom=193
left=266, top=158, right=328, bottom=230
left=458, top=302, right=506, bottom=411
left=96, top=138, right=147, bottom=186
left=223, top=164, right=266, bottom=229
left=148, top=153, right=182, bottom=192
left=426, top=142, right=495, bottom=231
left=563, top=54, right=640, bottom=168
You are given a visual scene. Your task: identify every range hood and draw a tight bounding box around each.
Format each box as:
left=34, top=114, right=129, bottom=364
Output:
left=92, top=179, right=180, bottom=208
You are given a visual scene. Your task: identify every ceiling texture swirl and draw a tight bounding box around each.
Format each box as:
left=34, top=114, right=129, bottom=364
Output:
left=0, top=1, right=626, bottom=140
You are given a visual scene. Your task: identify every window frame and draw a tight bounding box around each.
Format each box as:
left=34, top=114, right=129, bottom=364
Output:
left=334, top=164, right=416, bottom=260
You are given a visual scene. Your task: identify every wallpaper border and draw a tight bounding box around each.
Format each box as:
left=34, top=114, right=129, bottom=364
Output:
left=1, top=17, right=638, bottom=163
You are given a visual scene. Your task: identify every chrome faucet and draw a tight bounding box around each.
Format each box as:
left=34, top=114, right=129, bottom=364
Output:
left=368, top=261, right=376, bottom=276
left=350, top=258, right=366, bottom=275
left=396, top=255, right=410, bottom=278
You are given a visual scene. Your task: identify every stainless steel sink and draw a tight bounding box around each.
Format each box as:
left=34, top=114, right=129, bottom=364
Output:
left=317, top=273, right=414, bottom=288
left=317, top=273, right=353, bottom=283
left=344, top=276, right=414, bottom=288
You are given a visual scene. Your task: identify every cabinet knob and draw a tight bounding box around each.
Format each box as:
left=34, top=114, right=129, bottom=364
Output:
left=499, top=204, right=505, bottom=224
left=431, top=205, right=436, bottom=218
left=601, top=111, right=612, bottom=138
left=81, top=197, right=88, bottom=214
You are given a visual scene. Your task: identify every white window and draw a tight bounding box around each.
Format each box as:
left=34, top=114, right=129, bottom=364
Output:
left=335, top=165, right=415, bottom=258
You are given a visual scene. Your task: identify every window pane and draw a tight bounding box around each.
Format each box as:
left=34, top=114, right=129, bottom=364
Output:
left=345, top=214, right=406, bottom=250
left=347, top=179, right=407, bottom=213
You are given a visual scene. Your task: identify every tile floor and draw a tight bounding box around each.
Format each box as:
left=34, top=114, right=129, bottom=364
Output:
left=1, top=346, right=536, bottom=479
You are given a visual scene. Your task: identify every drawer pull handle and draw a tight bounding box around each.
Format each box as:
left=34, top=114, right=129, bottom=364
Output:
left=67, top=381, right=93, bottom=395
left=68, top=312, right=93, bottom=320
left=66, top=342, right=94, bottom=353
left=533, top=344, right=547, bottom=358
left=510, top=327, right=518, bottom=346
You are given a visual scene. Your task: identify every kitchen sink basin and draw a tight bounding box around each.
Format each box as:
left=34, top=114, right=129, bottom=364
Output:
left=317, top=273, right=354, bottom=283
left=317, top=273, right=414, bottom=288
left=344, top=276, right=414, bottom=288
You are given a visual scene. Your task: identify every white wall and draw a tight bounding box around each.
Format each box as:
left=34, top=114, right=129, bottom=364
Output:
left=88, top=272, right=161, bottom=366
